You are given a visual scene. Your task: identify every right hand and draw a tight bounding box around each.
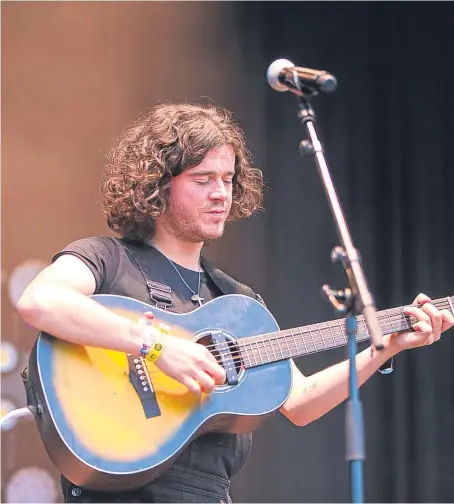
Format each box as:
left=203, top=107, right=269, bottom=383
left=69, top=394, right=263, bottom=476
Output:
left=155, top=335, right=226, bottom=395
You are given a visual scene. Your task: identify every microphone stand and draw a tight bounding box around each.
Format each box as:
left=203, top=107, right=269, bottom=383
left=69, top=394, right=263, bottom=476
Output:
left=293, top=89, right=384, bottom=503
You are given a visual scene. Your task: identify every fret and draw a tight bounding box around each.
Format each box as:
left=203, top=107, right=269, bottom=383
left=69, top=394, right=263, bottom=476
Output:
left=301, top=327, right=309, bottom=356
left=305, top=325, right=311, bottom=353
left=258, top=337, right=265, bottom=365
left=337, top=318, right=347, bottom=344
left=254, top=334, right=263, bottom=365
left=313, top=323, right=322, bottom=351
left=315, top=323, right=324, bottom=351
left=246, top=339, right=257, bottom=368
left=322, top=324, right=331, bottom=349
left=283, top=330, right=292, bottom=359
left=312, top=324, right=320, bottom=352
left=256, top=334, right=266, bottom=365
left=357, top=316, right=370, bottom=344
left=268, top=332, right=277, bottom=365
left=360, top=317, right=369, bottom=342
left=276, top=332, right=284, bottom=359
left=290, top=329, right=300, bottom=358
left=255, top=338, right=263, bottom=366
left=242, top=295, right=453, bottom=369
left=239, top=340, right=249, bottom=368
left=276, top=332, right=285, bottom=361
left=338, top=319, right=346, bottom=344
left=327, top=321, right=336, bottom=347
left=249, top=336, right=259, bottom=367
left=387, top=309, right=395, bottom=334
left=305, top=325, right=312, bottom=352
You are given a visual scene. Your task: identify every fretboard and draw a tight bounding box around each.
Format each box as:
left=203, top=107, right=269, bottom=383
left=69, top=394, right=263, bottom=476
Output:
left=238, top=296, right=454, bottom=368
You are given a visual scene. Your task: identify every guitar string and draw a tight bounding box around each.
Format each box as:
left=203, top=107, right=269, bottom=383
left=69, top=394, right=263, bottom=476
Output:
left=142, top=300, right=452, bottom=374
left=133, top=299, right=450, bottom=375
left=143, top=300, right=453, bottom=371
left=192, top=299, right=452, bottom=354
left=197, top=299, right=451, bottom=348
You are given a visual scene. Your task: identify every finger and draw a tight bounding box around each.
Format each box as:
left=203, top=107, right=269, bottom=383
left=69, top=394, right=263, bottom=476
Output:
left=413, top=320, right=432, bottom=335
left=202, top=346, right=221, bottom=367
left=206, top=363, right=227, bottom=385
left=201, top=350, right=227, bottom=385
left=413, top=292, right=432, bottom=305
left=193, top=371, right=216, bottom=394
left=181, top=376, right=202, bottom=395
left=441, top=309, right=454, bottom=332
left=421, top=303, right=443, bottom=341
left=194, top=344, right=218, bottom=370
left=404, top=306, right=431, bottom=324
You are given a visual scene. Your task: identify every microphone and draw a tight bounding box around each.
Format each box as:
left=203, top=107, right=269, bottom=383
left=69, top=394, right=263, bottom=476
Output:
left=267, top=58, right=337, bottom=95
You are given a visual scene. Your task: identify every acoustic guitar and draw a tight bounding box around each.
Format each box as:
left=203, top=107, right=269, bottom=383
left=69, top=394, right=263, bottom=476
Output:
left=24, top=293, right=453, bottom=491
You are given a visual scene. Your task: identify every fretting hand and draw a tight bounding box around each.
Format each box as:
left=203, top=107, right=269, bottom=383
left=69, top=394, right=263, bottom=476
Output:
left=386, top=293, right=454, bottom=351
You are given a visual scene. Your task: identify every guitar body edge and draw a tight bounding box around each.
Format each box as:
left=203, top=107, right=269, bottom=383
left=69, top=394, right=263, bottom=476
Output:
left=25, top=294, right=292, bottom=492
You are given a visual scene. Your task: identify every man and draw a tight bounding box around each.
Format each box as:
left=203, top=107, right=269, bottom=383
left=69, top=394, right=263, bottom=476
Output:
left=17, top=102, right=454, bottom=503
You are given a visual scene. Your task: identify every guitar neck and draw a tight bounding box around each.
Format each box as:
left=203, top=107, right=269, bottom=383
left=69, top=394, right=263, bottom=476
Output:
left=238, top=296, right=454, bottom=368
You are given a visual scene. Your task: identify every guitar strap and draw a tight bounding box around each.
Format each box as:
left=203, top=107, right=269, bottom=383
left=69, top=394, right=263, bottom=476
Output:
left=201, top=257, right=265, bottom=306
left=121, top=238, right=265, bottom=309
left=142, top=258, right=265, bottom=309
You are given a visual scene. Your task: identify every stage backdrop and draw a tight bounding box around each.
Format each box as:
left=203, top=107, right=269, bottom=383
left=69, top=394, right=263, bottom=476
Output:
left=2, top=2, right=454, bottom=502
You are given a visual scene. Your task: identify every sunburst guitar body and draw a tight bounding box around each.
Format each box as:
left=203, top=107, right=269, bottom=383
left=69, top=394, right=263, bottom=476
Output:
left=25, top=294, right=291, bottom=492
left=25, top=292, right=454, bottom=492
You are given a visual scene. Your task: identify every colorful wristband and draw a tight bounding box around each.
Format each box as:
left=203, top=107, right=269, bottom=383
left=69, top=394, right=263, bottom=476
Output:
left=145, top=338, right=165, bottom=364
left=143, top=323, right=170, bottom=364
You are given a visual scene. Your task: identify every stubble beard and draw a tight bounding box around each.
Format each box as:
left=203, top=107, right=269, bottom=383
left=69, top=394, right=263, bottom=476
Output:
left=161, top=209, right=227, bottom=243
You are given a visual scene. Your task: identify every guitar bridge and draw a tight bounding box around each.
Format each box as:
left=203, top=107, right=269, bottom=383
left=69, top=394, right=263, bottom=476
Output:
left=210, top=330, right=239, bottom=385
left=127, top=355, right=161, bottom=419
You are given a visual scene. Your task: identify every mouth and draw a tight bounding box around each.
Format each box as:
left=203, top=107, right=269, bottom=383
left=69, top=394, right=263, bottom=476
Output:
left=205, top=210, right=227, bottom=220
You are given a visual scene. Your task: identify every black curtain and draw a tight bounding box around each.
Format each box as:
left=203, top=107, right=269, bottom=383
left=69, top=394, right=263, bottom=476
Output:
left=228, top=2, right=454, bottom=502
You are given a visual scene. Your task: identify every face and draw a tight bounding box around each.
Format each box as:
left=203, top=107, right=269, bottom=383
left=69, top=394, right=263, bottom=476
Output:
left=156, top=144, right=235, bottom=243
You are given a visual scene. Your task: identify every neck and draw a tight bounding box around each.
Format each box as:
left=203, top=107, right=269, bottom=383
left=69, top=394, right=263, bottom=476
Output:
left=150, top=228, right=203, bottom=271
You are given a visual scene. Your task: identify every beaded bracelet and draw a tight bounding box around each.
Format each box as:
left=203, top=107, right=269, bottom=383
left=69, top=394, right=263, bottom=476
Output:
left=139, top=326, right=157, bottom=358
left=370, top=346, right=394, bottom=375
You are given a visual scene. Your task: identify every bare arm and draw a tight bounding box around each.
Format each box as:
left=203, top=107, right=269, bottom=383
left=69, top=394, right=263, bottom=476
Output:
left=17, top=254, right=226, bottom=393
left=280, top=343, right=394, bottom=427
left=280, top=294, right=454, bottom=427
left=16, top=255, right=143, bottom=354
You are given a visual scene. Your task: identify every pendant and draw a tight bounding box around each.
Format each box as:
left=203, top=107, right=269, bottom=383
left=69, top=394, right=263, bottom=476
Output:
left=191, top=294, right=204, bottom=307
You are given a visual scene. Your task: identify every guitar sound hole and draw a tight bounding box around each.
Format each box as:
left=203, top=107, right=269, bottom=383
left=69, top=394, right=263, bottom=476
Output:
left=196, top=334, right=243, bottom=385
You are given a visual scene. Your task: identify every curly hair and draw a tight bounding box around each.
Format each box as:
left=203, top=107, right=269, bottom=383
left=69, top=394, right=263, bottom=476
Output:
left=101, top=102, right=264, bottom=242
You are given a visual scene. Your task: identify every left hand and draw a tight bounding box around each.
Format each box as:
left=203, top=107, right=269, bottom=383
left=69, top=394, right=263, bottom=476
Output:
left=387, top=293, right=454, bottom=352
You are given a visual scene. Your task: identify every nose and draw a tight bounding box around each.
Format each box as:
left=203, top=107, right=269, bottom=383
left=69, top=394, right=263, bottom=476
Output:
left=208, top=179, right=229, bottom=202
